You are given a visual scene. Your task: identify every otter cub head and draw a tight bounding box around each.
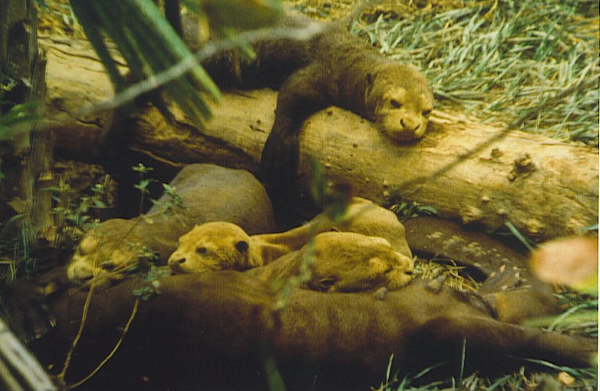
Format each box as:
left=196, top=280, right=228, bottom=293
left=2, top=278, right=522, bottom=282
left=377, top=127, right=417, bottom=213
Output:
left=366, top=63, right=433, bottom=142
left=67, top=219, right=151, bottom=286
left=304, top=232, right=414, bottom=293
left=168, top=222, right=253, bottom=274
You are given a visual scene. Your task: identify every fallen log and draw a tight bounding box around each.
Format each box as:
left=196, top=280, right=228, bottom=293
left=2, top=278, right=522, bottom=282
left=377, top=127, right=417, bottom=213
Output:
left=41, top=37, right=598, bottom=241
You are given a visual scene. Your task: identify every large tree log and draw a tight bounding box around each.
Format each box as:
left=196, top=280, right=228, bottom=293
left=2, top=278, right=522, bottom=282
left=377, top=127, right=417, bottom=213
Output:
left=42, top=37, right=598, bottom=241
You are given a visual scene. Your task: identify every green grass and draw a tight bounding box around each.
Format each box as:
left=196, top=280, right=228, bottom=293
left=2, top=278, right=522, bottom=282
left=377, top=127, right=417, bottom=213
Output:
left=350, top=0, right=599, bottom=146
left=375, top=358, right=598, bottom=391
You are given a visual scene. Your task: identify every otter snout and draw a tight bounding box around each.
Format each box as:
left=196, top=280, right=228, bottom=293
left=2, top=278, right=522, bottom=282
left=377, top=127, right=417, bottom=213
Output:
left=400, top=118, right=420, bottom=133
left=168, top=253, right=187, bottom=272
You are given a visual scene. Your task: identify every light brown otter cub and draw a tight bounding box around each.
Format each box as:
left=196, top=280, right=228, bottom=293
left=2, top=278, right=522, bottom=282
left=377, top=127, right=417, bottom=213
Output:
left=168, top=221, right=290, bottom=273
left=168, top=197, right=412, bottom=273
left=170, top=229, right=414, bottom=293
left=248, top=232, right=414, bottom=293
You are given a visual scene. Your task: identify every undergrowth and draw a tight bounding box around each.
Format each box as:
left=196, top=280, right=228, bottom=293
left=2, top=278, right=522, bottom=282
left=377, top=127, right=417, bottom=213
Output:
left=375, top=358, right=598, bottom=391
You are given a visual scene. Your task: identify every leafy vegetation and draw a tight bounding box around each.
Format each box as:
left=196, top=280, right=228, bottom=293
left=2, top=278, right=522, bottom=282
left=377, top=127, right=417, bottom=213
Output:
left=46, top=180, right=105, bottom=238
left=0, top=102, right=45, bottom=284
left=68, top=0, right=221, bottom=126
left=0, top=102, right=43, bottom=141
left=132, top=264, right=171, bottom=301
left=390, top=198, right=439, bottom=221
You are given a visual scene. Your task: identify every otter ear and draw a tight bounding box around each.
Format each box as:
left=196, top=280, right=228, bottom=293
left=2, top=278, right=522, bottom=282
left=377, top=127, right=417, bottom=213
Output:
left=235, top=240, right=249, bottom=253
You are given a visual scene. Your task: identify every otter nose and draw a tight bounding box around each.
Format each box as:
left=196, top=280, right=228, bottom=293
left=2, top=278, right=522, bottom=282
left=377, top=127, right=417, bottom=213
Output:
left=400, top=119, right=420, bottom=133
left=168, top=256, right=186, bottom=265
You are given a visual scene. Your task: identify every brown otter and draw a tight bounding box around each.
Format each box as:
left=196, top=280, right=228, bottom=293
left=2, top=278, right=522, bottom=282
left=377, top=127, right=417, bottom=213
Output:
left=404, top=216, right=561, bottom=324
left=67, top=164, right=275, bottom=286
left=167, top=197, right=412, bottom=273
left=167, top=221, right=288, bottom=273
left=30, top=273, right=595, bottom=390
left=196, top=11, right=434, bottom=222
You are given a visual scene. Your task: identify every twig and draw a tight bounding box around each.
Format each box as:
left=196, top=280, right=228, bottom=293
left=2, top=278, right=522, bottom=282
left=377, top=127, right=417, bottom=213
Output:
left=65, top=298, right=140, bottom=390
left=58, top=275, right=97, bottom=381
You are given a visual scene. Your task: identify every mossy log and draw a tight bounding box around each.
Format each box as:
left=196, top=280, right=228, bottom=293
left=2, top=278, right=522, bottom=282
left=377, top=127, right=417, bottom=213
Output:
left=42, top=37, right=598, bottom=241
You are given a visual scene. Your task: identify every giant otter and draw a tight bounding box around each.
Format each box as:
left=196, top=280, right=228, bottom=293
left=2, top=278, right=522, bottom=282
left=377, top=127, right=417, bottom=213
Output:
left=404, top=216, right=561, bottom=323
left=67, top=164, right=275, bottom=286
left=196, top=11, right=434, bottom=222
left=28, top=273, right=595, bottom=391
left=247, top=231, right=414, bottom=293
left=170, top=230, right=414, bottom=293
left=167, top=197, right=412, bottom=273
left=168, top=221, right=293, bottom=272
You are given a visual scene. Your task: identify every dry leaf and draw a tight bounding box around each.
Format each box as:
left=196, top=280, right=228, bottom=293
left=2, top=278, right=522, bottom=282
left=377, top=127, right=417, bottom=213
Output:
left=530, top=236, right=598, bottom=292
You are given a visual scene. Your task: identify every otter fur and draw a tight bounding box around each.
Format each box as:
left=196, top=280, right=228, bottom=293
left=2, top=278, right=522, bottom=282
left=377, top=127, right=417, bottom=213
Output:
left=248, top=231, right=414, bottom=293
left=29, top=273, right=595, bottom=390
left=168, top=197, right=412, bottom=273
left=195, top=11, right=434, bottom=222
left=168, top=221, right=287, bottom=273
left=170, top=228, right=414, bottom=292
left=404, top=216, right=561, bottom=324
left=67, top=164, right=275, bottom=286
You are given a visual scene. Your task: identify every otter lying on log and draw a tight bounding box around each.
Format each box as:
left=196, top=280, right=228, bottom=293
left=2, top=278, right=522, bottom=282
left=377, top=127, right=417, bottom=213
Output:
left=196, top=11, right=434, bottom=222
left=167, top=197, right=412, bottom=272
left=31, top=273, right=595, bottom=391
left=66, top=164, right=275, bottom=286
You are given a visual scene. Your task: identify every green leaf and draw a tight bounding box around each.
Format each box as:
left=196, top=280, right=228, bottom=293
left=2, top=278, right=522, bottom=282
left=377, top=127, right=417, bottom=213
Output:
left=69, top=0, right=221, bottom=127
left=187, top=0, right=283, bottom=34
left=504, top=221, right=535, bottom=252
left=0, top=102, right=43, bottom=140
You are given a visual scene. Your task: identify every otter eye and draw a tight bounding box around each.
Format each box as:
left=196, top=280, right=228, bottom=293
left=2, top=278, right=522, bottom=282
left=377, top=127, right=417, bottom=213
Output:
left=100, top=260, right=116, bottom=271
left=390, top=99, right=402, bottom=109
left=422, top=109, right=432, bottom=117
left=319, top=278, right=336, bottom=292
left=196, top=247, right=207, bottom=255
left=235, top=240, right=249, bottom=253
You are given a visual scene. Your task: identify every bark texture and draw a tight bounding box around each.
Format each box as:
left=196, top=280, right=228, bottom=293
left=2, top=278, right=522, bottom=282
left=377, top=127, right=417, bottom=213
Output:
left=42, top=37, right=599, bottom=241
left=1, top=1, right=51, bottom=243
